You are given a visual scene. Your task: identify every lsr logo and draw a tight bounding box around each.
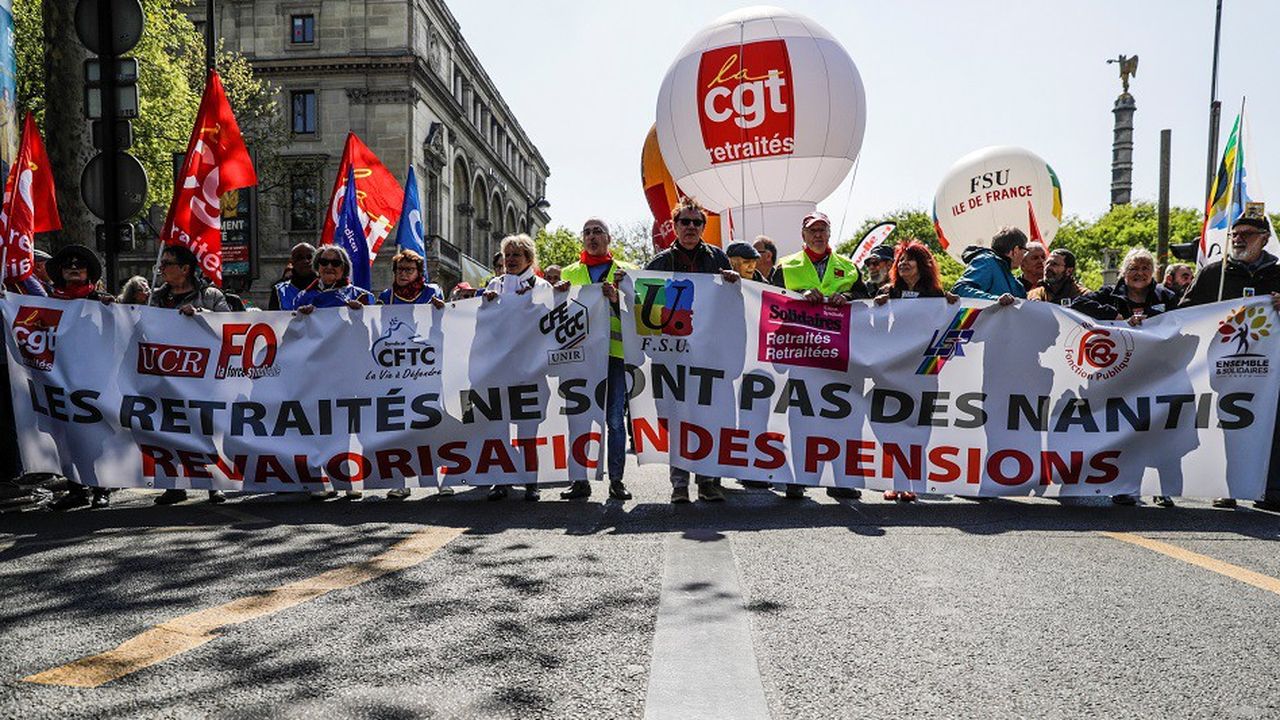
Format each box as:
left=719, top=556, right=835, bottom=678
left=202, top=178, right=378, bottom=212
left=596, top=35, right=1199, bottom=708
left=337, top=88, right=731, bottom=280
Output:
left=215, top=323, right=281, bottom=379
left=697, top=39, right=795, bottom=165
left=635, top=278, right=694, bottom=353
left=11, top=306, right=63, bottom=371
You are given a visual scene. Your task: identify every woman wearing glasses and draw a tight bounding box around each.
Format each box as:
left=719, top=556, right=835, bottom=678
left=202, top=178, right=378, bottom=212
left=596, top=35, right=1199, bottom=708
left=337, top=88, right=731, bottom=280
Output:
left=296, top=245, right=375, bottom=313
left=377, top=248, right=445, bottom=308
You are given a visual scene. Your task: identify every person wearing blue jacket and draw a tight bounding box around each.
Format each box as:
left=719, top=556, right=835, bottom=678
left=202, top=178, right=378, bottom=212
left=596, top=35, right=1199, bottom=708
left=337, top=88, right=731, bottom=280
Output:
left=951, top=227, right=1029, bottom=306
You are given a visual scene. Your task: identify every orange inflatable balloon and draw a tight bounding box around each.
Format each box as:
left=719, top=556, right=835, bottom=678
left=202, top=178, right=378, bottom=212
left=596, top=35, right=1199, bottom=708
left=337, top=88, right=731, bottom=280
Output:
left=641, top=124, right=722, bottom=249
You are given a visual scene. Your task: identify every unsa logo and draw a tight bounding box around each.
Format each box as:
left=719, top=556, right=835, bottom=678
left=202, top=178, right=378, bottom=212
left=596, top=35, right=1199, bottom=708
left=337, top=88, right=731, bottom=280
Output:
left=696, top=39, right=796, bottom=165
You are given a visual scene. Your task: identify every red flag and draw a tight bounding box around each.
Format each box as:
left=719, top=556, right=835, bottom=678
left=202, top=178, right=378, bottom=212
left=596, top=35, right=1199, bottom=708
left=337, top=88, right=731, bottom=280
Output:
left=1027, top=200, right=1044, bottom=245
left=1, top=112, right=60, bottom=282
left=320, top=132, right=403, bottom=262
left=161, top=70, right=257, bottom=286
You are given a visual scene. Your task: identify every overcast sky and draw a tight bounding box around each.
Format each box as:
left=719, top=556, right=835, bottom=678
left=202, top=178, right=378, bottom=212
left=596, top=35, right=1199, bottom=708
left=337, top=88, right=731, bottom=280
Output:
left=450, top=0, right=1279, bottom=240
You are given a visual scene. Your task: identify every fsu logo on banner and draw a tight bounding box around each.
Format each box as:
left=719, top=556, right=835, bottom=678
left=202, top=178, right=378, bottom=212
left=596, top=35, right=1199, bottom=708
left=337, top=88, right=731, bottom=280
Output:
left=696, top=39, right=795, bottom=165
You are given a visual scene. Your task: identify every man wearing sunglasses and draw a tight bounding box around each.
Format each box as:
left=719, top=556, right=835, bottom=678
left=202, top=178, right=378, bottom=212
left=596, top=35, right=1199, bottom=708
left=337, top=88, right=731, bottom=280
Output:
left=771, top=211, right=867, bottom=501
left=1179, top=203, right=1280, bottom=512
left=644, top=198, right=740, bottom=503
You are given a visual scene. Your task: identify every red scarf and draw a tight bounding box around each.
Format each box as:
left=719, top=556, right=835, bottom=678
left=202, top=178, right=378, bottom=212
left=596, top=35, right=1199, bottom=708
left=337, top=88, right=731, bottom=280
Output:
left=580, top=250, right=613, bottom=267
left=53, top=283, right=95, bottom=300
left=394, top=277, right=425, bottom=302
left=804, top=247, right=830, bottom=264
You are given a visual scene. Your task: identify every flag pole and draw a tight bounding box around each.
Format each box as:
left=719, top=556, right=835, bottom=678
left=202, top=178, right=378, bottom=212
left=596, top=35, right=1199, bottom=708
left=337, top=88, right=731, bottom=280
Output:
left=1204, top=0, right=1223, bottom=199
left=1217, top=96, right=1246, bottom=303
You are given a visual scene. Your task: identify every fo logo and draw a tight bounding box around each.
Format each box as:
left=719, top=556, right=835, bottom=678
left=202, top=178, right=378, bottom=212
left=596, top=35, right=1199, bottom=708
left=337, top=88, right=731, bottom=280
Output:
left=11, top=306, right=63, bottom=371
left=916, top=307, right=983, bottom=375
left=215, top=323, right=280, bottom=379
left=1064, top=325, right=1134, bottom=381
left=539, top=299, right=589, bottom=365
left=697, top=39, right=795, bottom=165
left=635, top=278, right=694, bottom=337
left=1213, top=305, right=1272, bottom=377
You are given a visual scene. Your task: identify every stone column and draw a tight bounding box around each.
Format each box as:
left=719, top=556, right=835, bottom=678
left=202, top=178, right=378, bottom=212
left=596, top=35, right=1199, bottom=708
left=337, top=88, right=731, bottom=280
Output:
left=1111, top=92, right=1135, bottom=206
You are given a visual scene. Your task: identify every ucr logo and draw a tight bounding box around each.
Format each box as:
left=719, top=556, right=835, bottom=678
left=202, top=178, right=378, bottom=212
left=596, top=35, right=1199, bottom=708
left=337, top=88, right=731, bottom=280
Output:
left=697, top=39, right=795, bottom=165
left=137, top=342, right=211, bottom=378
left=11, top=306, right=62, bottom=371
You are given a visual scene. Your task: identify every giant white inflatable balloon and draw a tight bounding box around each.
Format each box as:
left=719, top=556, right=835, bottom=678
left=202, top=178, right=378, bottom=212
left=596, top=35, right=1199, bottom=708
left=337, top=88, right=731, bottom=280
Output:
left=655, top=6, right=866, bottom=254
left=932, top=146, right=1063, bottom=263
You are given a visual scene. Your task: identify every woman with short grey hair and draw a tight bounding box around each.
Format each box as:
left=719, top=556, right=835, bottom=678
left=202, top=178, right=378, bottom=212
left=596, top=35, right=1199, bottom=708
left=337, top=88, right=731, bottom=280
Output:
left=296, top=244, right=374, bottom=313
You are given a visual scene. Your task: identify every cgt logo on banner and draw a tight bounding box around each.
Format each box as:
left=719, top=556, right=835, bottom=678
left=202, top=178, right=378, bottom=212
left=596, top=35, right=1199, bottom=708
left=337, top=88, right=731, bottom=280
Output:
left=757, top=291, right=850, bottom=371
left=370, top=317, right=438, bottom=379
left=1064, top=325, right=1134, bottom=381
left=1213, top=305, right=1273, bottom=377
left=697, top=39, right=795, bottom=165
left=539, top=299, right=590, bottom=365
left=916, top=308, right=983, bottom=375
left=137, top=343, right=211, bottom=378
left=635, top=278, right=694, bottom=352
left=215, top=323, right=280, bottom=379
left=11, top=306, right=62, bottom=371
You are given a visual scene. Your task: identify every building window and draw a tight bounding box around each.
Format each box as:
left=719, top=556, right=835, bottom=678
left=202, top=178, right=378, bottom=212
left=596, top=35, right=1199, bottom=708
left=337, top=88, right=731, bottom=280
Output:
left=291, top=15, right=315, bottom=44
left=290, top=175, right=319, bottom=232
left=291, top=90, right=317, bottom=134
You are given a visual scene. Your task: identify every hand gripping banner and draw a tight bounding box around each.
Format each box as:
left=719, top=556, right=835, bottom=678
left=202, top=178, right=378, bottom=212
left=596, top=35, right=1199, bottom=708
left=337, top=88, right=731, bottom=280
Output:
left=622, top=272, right=1280, bottom=499
left=3, top=286, right=609, bottom=491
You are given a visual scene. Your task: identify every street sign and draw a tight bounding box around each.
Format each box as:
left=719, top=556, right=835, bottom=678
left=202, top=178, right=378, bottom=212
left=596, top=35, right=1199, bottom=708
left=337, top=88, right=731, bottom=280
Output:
left=91, top=119, right=134, bottom=150
left=74, top=0, right=144, bottom=55
left=84, top=57, right=139, bottom=84
left=81, top=151, right=148, bottom=220
left=84, top=85, right=139, bottom=119
left=95, top=222, right=136, bottom=252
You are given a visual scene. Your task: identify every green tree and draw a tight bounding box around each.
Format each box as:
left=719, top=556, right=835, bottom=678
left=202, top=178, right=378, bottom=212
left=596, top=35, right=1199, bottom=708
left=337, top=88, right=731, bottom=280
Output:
left=1053, top=202, right=1202, bottom=288
left=533, top=227, right=581, bottom=269
left=535, top=221, right=657, bottom=270
left=15, top=0, right=282, bottom=230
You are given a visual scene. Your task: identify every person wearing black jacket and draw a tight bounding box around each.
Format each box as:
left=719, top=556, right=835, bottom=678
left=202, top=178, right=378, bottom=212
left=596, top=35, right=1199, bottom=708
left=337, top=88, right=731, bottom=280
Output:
left=1072, top=247, right=1176, bottom=324
left=1180, top=205, right=1280, bottom=511
left=644, top=198, right=740, bottom=504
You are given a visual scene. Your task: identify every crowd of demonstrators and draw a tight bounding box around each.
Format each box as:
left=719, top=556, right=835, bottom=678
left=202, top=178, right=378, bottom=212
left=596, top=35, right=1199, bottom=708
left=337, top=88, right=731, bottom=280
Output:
left=555, top=218, right=636, bottom=502
left=1027, top=248, right=1087, bottom=304
left=645, top=198, right=739, bottom=503
left=1018, top=241, right=1047, bottom=294
left=726, top=240, right=766, bottom=281
left=952, top=227, right=1028, bottom=305
left=1179, top=206, right=1280, bottom=512
left=753, top=235, right=778, bottom=280
left=1072, top=247, right=1175, bottom=327
left=771, top=210, right=866, bottom=500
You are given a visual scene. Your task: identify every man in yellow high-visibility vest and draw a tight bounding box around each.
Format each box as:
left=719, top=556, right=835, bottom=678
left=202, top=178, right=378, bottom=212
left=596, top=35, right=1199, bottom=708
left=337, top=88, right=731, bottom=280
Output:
left=557, top=217, right=637, bottom=501
left=771, top=211, right=868, bottom=501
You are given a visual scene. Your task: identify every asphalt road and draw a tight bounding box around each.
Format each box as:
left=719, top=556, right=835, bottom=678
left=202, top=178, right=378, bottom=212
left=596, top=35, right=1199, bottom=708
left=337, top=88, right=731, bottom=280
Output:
left=2, top=460, right=1280, bottom=719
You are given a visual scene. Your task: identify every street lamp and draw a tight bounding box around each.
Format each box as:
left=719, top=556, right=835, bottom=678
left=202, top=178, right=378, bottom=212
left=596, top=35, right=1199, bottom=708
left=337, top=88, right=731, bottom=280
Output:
left=524, top=196, right=550, bottom=234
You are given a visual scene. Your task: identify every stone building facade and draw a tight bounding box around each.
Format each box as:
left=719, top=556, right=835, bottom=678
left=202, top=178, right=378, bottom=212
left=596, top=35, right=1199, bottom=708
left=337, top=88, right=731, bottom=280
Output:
left=163, top=0, right=550, bottom=305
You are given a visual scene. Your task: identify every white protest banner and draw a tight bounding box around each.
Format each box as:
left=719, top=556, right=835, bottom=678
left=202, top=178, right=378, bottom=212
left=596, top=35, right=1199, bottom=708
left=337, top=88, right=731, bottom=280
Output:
left=2, top=286, right=609, bottom=491
left=622, top=271, right=1279, bottom=499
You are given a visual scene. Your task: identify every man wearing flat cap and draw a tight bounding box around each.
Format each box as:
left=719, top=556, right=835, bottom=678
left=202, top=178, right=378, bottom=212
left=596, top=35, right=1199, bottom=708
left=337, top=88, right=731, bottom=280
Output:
left=862, top=244, right=895, bottom=292
left=725, top=241, right=766, bottom=282
left=771, top=210, right=867, bottom=500
left=1180, top=202, right=1280, bottom=511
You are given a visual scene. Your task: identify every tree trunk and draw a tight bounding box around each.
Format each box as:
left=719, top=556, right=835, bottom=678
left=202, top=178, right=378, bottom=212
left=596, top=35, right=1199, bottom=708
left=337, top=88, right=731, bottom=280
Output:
left=41, top=0, right=93, bottom=253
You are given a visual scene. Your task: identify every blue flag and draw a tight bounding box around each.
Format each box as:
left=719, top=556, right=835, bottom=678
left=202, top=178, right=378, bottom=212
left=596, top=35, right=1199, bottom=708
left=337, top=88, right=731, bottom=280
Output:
left=394, top=166, right=426, bottom=269
left=334, top=165, right=372, bottom=291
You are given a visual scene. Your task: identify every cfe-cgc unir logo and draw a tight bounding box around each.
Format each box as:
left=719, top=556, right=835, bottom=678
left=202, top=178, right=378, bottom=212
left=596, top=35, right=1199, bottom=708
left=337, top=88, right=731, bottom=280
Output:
left=215, top=323, right=281, bottom=379
left=11, top=306, right=63, bottom=371
left=539, top=299, right=590, bottom=365
left=697, top=39, right=795, bottom=165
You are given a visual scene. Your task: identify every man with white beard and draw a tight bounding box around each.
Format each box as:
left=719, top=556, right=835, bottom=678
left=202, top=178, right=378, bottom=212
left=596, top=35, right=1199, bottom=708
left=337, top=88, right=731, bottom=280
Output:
left=1180, top=203, right=1280, bottom=510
